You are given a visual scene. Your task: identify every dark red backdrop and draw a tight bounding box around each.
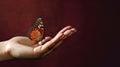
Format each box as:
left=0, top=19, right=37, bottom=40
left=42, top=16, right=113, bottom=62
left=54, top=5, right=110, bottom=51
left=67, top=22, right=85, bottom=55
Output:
left=0, top=0, right=119, bottom=67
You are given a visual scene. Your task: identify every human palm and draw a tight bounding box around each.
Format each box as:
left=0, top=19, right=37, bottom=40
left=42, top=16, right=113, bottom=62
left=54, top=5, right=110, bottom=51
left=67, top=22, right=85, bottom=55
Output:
left=5, top=26, right=76, bottom=59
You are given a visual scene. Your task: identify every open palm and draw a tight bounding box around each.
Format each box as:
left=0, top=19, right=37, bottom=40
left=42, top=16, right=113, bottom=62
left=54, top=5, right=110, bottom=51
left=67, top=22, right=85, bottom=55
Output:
left=5, top=26, right=76, bottom=59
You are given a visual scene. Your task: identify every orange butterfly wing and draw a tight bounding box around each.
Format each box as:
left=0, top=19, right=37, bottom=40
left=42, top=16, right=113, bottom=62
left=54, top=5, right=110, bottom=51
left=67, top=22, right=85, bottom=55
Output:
left=28, top=18, right=44, bottom=42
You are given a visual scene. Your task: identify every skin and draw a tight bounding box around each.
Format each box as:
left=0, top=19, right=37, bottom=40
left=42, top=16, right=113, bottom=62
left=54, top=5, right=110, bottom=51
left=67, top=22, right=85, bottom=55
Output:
left=0, top=26, right=76, bottom=61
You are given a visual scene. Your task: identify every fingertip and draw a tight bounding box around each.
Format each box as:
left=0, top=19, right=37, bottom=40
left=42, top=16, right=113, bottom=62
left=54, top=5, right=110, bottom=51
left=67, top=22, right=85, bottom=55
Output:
left=38, top=41, right=42, bottom=45
left=71, top=28, right=77, bottom=33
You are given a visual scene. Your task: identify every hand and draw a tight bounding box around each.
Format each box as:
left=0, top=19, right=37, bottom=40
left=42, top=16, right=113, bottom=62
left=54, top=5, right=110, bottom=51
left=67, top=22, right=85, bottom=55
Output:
left=5, top=26, right=76, bottom=60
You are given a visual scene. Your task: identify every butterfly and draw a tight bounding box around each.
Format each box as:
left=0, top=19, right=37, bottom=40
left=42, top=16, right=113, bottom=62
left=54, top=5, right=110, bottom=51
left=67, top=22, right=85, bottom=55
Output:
left=28, top=18, right=44, bottom=42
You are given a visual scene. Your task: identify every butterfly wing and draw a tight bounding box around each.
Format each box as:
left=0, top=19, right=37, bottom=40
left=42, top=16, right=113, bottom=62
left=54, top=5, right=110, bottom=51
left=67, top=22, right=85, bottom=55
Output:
left=28, top=18, right=44, bottom=42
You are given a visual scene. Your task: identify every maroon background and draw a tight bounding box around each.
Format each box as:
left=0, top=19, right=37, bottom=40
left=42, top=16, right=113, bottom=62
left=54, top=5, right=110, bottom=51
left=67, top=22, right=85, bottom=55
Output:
left=0, top=0, right=119, bottom=67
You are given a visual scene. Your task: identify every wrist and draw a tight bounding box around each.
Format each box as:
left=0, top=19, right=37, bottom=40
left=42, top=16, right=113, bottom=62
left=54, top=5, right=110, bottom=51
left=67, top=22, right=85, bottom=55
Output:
left=0, top=41, right=13, bottom=61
